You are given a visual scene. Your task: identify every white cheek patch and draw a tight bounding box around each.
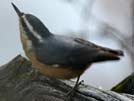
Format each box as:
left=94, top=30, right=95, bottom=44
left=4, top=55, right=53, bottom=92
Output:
left=22, top=15, right=44, bottom=43
left=20, top=30, right=33, bottom=50
left=20, top=24, right=33, bottom=50
left=27, top=40, right=33, bottom=49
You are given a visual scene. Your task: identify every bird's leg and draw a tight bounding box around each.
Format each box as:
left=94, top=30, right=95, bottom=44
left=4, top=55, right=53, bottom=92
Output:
left=23, top=68, right=39, bottom=80
left=29, top=65, right=39, bottom=80
left=67, top=76, right=84, bottom=96
left=30, top=68, right=39, bottom=80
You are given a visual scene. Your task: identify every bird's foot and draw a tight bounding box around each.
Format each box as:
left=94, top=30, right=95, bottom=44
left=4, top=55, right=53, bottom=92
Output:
left=66, top=80, right=84, bottom=97
left=29, top=69, right=39, bottom=80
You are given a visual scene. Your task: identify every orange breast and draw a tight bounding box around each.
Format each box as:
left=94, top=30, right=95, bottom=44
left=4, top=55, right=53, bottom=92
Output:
left=31, top=58, right=89, bottom=79
left=20, top=32, right=89, bottom=79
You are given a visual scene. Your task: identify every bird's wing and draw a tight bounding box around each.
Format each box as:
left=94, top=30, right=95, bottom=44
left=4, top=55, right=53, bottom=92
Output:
left=74, top=38, right=124, bottom=56
left=72, top=38, right=124, bottom=63
left=35, top=36, right=123, bottom=68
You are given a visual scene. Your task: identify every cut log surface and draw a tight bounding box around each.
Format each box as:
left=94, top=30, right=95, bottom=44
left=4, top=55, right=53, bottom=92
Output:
left=0, top=55, right=133, bottom=101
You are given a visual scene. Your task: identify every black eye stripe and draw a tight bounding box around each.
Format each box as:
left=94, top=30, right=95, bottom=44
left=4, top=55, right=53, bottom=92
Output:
left=20, top=17, right=39, bottom=44
left=25, top=14, right=51, bottom=38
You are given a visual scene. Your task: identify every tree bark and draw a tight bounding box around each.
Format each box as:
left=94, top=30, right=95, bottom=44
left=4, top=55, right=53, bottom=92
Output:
left=0, top=55, right=133, bottom=101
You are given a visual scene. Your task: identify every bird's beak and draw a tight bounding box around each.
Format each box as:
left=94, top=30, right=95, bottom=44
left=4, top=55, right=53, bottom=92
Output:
left=11, top=3, right=23, bottom=18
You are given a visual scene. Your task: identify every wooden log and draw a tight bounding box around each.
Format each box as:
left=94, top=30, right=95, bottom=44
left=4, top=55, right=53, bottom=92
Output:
left=0, top=55, right=133, bottom=101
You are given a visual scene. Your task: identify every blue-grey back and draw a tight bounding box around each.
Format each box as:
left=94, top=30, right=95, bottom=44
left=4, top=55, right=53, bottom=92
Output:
left=34, top=35, right=79, bottom=65
left=33, top=34, right=123, bottom=67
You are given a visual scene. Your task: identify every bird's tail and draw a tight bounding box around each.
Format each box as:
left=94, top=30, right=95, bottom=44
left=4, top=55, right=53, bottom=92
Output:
left=92, top=46, right=124, bottom=62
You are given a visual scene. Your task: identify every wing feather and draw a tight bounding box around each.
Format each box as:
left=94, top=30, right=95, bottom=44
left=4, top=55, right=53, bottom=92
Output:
left=34, top=36, right=123, bottom=67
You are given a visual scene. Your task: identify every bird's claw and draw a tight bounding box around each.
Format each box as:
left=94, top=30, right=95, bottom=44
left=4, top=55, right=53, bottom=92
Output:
left=66, top=80, right=84, bottom=97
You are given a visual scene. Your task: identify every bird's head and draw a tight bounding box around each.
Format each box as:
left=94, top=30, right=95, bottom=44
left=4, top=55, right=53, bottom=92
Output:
left=11, top=3, right=51, bottom=43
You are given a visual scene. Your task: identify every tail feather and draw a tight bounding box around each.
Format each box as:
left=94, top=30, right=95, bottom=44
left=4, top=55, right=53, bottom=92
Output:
left=98, top=45, right=124, bottom=56
left=74, top=38, right=124, bottom=63
left=104, top=49, right=124, bottom=56
left=92, top=48, right=124, bottom=63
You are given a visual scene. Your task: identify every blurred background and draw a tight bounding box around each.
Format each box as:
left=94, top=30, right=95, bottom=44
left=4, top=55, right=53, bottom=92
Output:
left=0, top=0, right=133, bottom=90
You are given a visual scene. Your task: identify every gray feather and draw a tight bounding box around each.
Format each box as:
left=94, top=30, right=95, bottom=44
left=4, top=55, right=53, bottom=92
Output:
left=34, top=34, right=123, bottom=68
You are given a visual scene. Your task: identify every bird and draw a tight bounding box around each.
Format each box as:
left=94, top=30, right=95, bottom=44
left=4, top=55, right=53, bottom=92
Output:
left=11, top=3, right=124, bottom=95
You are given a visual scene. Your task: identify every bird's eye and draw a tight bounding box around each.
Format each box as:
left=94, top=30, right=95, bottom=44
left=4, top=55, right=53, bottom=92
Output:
left=21, top=12, right=24, bottom=16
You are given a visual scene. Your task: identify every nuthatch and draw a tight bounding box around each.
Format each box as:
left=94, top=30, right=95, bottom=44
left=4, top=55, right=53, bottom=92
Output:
left=12, top=3, right=124, bottom=95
